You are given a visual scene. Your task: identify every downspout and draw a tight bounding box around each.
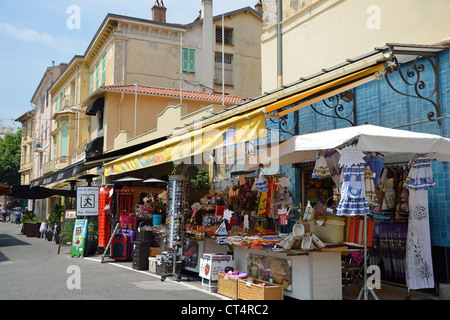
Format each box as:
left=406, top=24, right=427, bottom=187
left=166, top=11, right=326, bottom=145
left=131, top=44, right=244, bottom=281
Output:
left=134, top=81, right=137, bottom=137
left=123, top=25, right=126, bottom=84
left=277, top=0, right=283, bottom=88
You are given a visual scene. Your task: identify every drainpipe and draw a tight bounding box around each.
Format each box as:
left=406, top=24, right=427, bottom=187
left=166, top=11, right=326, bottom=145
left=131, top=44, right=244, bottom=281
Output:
left=134, top=81, right=137, bottom=137
left=277, top=0, right=283, bottom=88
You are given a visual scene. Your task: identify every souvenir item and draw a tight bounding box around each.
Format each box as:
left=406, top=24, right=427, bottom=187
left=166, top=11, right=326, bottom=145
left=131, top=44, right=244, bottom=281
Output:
left=324, top=149, right=341, bottom=186
left=404, top=153, right=435, bottom=290
left=337, top=164, right=370, bottom=216
left=364, top=165, right=377, bottom=207
left=277, top=207, right=289, bottom=225
left=303, top=200, right=314, bottom=221
left=404, top=153, right=435, bottom=190
left=312, top=151, right=331, bottom=179
left=337, top=145, right=366, bottom=168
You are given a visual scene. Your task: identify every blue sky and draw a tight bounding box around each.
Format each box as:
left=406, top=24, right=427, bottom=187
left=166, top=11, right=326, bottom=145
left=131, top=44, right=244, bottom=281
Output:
left=0, top=0, right=260, bottom=131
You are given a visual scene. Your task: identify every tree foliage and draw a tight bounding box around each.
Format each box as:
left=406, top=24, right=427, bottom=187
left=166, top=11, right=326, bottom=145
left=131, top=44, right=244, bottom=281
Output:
left=0, top=129, right=22, bottom=185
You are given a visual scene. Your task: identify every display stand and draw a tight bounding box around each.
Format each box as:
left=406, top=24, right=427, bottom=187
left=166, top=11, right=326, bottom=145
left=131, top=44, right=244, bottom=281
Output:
left=161, top=175, right=190, bottom=282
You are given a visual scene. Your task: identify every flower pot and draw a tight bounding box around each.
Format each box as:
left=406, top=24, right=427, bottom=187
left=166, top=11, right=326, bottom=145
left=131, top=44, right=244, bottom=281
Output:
left=35, top=222, right=42, bottom=238
left=45, top=231, right=53, bottom=241
left=24, top=222, right=37, bottom=237
left=87, top=239, right=98, bottom=256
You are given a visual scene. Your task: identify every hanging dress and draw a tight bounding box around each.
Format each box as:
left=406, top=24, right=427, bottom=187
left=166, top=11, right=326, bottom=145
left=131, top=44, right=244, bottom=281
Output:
left=336, top=146, right=369, bottom=216
left=337, top=164, right=370, bottom=216
left=312, top=151, right=331, bottom=179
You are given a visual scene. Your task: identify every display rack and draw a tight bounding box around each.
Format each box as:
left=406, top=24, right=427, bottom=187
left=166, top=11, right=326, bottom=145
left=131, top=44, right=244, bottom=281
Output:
left=161, top=175, right=189, bottom=282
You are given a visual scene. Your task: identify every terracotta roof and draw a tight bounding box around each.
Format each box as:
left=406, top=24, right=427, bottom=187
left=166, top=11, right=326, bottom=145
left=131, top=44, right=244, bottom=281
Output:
left=100, top=84, right=249, bottom=104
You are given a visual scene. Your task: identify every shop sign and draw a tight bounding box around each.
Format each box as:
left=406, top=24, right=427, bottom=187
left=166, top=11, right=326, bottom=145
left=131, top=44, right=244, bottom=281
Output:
left=70, top=219, right=88, bottom=258
left=76, top=186, right=99, bottom=216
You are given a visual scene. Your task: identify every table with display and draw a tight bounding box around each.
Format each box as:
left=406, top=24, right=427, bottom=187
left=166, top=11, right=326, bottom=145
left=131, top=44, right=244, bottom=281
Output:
left=232, top=245, right=343, bottom=300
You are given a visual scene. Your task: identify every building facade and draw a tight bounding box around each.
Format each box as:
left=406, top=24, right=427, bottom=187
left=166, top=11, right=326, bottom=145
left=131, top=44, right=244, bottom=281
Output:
left=32, top=1, right=262, bottom=189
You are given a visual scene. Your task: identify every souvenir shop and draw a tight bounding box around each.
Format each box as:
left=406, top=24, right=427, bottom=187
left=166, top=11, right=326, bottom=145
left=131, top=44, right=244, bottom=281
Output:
left=98, top=124, right=450, bottom=300
left=234, top=124, right=450, bottom=300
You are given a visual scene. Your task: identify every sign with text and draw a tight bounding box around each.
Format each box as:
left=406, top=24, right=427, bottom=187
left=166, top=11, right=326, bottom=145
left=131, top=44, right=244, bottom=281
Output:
left=76, top=187, right=99, bottom=216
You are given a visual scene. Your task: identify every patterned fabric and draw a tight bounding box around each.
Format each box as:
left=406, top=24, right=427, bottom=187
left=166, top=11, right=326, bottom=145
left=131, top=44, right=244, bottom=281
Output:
left=404, top=153, right=435, bottom=190
left=337, top=164, right=370, bottom=216
left=312, top=151, right=331, bottom=179
left=406, top=190, right=435, bottom=290
left=364, top=165, right=377, bottom=207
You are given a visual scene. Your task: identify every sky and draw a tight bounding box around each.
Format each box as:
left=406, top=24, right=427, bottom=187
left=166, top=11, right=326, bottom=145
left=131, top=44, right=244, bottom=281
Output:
left=0, top=0, right=260, bottom=131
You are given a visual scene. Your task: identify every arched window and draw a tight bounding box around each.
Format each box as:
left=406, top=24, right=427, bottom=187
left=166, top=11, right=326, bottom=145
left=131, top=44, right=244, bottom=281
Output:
left=61, top=122, right=69, bottom=157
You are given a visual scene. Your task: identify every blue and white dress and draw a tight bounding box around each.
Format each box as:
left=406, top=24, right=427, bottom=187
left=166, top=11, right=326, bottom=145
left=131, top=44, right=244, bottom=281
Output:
left=403, top=153, right=435, bottom=190
left=337, top=164, right=370, bottom=216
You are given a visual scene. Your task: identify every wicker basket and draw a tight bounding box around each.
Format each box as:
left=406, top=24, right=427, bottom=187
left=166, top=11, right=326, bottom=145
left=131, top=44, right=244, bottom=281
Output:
left=309, top=216, right=346, bottom=244
left=238, top=279, right=283, bottom=300
left=218, top=273, right=240, bottom=300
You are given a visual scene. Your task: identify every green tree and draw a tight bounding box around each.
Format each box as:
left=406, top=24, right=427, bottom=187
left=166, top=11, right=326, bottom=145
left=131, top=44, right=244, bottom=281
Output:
left=0, top=129, right=22, bottom=185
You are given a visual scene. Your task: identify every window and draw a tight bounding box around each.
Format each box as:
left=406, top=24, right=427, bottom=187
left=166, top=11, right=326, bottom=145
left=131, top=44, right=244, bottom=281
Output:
left=216, top=27, right=233, bottom=45
left=95, top=61, right=99, bottom=89
left=60, top=123, right=68, bottom=157
left=97, top=109, right=104, bottom=132
left=214, top=53, right=233, bottom=85
left=182, top=48, right=195, bottom=73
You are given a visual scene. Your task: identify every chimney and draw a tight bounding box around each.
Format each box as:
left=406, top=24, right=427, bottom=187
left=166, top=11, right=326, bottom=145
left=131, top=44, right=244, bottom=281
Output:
left=201, top=0, right=214, bottom=92
left=152, top=0, right=167, bottom=23
left=255, top=0, right=263, bottom=15
left=201, top=0, right=213, bottom=20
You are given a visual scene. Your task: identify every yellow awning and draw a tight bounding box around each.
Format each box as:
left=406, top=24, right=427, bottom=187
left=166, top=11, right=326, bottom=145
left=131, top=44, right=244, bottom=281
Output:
left=105, top=109, right=267, bottom=176
left=263, top=63, right=386, bottom=116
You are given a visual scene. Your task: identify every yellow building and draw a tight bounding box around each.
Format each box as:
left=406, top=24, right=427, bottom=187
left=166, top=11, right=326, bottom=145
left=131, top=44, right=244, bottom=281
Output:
left=16, top=110, right=35, bottom=186
left=36, top=1, right=262, bottom=187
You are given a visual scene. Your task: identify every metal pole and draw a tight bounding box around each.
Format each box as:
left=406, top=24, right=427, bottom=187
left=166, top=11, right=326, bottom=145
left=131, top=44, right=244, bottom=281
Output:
left=222, top=14, right=225, bottom=106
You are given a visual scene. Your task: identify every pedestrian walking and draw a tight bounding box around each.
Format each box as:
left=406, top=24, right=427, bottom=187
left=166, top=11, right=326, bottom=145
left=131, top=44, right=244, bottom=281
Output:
left=14, top=209, right=21, bottom=225
left=1, top=207, right=6, bottom=223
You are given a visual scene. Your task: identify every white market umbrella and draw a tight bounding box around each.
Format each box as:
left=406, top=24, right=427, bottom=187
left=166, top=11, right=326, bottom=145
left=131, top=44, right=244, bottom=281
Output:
left=143, top=178, right=166, bottom=183
left=113, top=176, right=143, bottom=182
left=245, top=124, right=450, bottom=171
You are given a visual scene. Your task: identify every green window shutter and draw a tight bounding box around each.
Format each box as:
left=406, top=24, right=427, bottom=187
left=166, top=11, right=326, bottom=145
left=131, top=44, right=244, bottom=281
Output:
left=188, top=49, right=195, bottom=73
left=102, top=52, right=106, bottom=84
left=95, top=62, right=99, bottom=90
left=182, top=48, right=188, bottom=72
left=60, top=123, right=68, bottom=157
left=182, top=48, right=195, bottom=73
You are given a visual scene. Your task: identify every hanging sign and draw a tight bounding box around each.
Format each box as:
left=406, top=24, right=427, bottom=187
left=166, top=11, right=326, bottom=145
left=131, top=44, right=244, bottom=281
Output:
left=76, top=186, right=99, bottom=216
left=70, top=219, right=88, bottom=258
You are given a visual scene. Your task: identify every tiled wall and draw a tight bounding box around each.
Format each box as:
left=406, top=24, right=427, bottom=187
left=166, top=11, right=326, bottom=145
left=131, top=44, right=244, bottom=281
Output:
left=286, top=49, right=450, bottom=247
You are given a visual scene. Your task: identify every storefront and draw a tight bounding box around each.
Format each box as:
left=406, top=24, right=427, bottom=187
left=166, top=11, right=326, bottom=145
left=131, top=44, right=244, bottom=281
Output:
left=90, top=44, right=450, bottom=300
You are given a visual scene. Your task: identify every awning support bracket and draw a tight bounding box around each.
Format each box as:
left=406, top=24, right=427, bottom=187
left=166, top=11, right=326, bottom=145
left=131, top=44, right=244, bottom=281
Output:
left=384, top=50, right=442, bottom=125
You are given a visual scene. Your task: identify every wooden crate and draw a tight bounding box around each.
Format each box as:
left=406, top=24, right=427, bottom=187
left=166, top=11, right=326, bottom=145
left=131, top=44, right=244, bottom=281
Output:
left=238, top=279, right=283, bottom=300
left=217, top=273, right=240, bottom=300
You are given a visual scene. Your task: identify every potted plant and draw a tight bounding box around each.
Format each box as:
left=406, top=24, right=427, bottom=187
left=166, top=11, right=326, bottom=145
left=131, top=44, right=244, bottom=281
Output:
left=49, top=204, right=65, bottom=243
left=86, top=221, right=98, bottom=256
left=189, top=169, right=211, bottom=204
left=22, top=213, right=39, bottom=237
